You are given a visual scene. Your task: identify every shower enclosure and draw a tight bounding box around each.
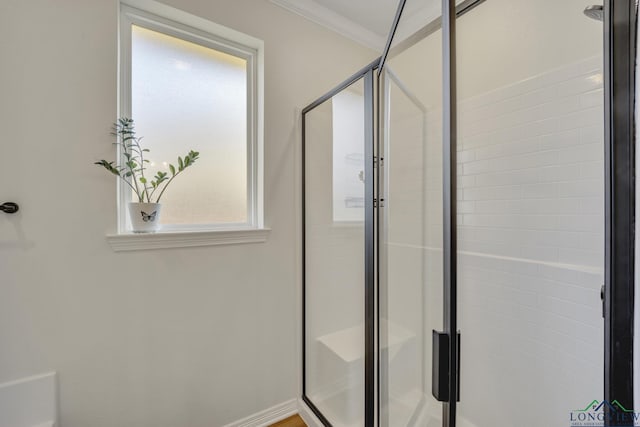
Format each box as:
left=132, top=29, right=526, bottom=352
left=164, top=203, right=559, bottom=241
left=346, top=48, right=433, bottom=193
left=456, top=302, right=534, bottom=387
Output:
left=302, top=0, right=636, bottom=426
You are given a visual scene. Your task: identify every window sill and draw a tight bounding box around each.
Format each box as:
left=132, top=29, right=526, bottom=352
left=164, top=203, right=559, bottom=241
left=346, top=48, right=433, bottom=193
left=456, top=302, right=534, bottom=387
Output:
left=106, top=227, right=271, bottom=252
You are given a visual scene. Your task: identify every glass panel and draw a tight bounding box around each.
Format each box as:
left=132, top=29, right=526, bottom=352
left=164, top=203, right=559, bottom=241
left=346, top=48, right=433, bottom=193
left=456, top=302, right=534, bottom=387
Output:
left=456, top=1, right=604, bottom=425
left=379, top=0, right=443, bottom=425
left=305, top=79, right=366, bottom=427
left=131, top=25, right=248, bottom=225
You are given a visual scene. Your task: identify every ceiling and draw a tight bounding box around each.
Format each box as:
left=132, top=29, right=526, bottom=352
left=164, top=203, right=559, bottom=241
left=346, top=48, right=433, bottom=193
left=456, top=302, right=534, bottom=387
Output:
left=269, top=0, right=401, bottom=50
left=270, top=0, right=444, bottom=51
left=312, top=0, right=400, bottom=38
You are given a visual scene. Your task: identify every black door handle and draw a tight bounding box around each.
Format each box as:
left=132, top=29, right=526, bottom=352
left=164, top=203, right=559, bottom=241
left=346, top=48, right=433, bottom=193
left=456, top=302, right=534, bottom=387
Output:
left=0, top=202, right=19, bottom=214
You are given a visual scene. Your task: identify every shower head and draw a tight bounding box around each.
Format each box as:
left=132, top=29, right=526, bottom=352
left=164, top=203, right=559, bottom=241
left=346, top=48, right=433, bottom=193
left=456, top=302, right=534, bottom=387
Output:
left=584, top=5, right=603, bottom=21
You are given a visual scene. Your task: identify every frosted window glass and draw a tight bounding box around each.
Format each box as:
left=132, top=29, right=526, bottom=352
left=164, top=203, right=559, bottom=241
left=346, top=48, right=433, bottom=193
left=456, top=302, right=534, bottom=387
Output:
left=131, top=25, right=248, bottom=225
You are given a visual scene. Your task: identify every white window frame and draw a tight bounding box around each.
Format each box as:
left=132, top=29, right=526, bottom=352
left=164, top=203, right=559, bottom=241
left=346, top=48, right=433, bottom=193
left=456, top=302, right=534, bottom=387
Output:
left=111, top=0, right=265, bottom=249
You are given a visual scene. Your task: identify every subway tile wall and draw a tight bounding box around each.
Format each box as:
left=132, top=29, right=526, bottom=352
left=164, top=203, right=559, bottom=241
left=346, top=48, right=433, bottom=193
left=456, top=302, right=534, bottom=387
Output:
left=456, top=56, right=605, bottom=268
left=451, top=56, right=605, bottom=426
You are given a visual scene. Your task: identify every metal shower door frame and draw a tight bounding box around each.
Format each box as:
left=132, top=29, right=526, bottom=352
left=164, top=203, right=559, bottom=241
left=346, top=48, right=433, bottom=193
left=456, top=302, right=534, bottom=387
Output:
left=301, top=60, right=379, bottom=427
left=603, top=0, right=636, bottom=421
left=377, top=0, right=470, bottom=425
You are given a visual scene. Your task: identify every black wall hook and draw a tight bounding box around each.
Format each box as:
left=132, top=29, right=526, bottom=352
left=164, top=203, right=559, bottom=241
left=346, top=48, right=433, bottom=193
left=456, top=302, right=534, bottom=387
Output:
left=1, top=202, right=19, bottom=214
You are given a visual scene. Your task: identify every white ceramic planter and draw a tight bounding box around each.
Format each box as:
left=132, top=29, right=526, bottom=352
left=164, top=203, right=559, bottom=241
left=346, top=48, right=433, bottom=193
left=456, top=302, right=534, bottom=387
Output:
left=128, top=202, right=162, bottom=233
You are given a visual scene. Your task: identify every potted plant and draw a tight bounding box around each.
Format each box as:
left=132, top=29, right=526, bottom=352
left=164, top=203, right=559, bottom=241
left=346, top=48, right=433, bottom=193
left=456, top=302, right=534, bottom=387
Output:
left=95, top=118, right=200, bottom=233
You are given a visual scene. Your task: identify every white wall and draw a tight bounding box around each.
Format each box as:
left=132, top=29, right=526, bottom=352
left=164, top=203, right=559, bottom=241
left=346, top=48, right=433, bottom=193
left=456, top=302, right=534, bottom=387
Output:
left=0, top=1, right=376, bottom=426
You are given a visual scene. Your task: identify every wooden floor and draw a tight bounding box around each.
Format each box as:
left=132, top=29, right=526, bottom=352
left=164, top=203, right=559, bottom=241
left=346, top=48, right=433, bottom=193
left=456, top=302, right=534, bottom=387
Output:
left=269, top=414, right=307, bottom=427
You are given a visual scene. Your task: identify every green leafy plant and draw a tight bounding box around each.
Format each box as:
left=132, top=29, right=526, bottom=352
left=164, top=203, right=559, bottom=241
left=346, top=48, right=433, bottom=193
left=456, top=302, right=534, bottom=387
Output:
left=95, top=118, right=200, bottom=203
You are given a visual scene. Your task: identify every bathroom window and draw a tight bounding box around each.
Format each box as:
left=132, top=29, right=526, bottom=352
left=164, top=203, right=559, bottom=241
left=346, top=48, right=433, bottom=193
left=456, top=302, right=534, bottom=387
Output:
left=118, top=2, right=264, bottom=234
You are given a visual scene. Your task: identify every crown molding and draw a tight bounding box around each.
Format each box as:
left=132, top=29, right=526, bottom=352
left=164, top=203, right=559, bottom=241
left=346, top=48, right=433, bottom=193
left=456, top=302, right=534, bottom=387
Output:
left=270, top=0, right=385, bottom=51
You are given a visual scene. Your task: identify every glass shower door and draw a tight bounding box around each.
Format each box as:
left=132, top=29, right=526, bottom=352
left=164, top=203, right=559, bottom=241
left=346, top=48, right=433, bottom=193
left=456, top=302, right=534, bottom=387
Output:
left=455, top=1, right=605, bottom=425
left=379, top=0, right=445, bottom=424
left=303, top=73, right=374, bottom=427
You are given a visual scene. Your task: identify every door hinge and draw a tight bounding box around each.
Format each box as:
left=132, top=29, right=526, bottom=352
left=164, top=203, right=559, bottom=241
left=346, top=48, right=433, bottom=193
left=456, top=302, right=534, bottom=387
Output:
left=373, top=198, right=385, bottom=208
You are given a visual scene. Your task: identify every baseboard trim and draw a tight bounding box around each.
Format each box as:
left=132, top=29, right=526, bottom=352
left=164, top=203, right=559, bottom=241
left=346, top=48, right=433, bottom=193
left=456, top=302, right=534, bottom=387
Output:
left=223, top=399, right=298, bottom=427
left=297, top=398, right=323, bottom=427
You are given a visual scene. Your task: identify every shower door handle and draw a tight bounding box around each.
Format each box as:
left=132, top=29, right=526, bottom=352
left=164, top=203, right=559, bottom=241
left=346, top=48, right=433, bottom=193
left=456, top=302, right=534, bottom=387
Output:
left=0, top=202, right=19, bottom=214
left=432, top=330, right=460, bottom=402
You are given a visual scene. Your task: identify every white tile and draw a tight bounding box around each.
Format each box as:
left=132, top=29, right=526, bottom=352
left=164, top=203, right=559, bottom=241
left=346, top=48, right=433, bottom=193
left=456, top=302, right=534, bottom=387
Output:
left=490, top=150, right=559, bottom=172
left=463, top=185, right=522, bottom=201
left=580, top=161, right=603, bottom=179
left=539, top=128, right=581, bottom=150
left=483, top=282, right=539, bottom=309
left=459, top=240, right=519, bottom=258
left=537, top=295, right=602, bottom=328
left=473, top=200, right=512, bottom=214
left=522, top=183, right=559, bottom=199
left=538, top=164, right=582, bottom=182
left=464, top=96, right=582, bottom=137
left=466, top=227, right=513, bottom=244
left=462, top=92, right=530, bottom=124
left=536, top=279, right=600, bottom=308
left=462, top=252, right=539, bottom=276
left=530, top=325, right=602, bottom=365
left=537, top=268, right=600, bottom=292
left=513, top=198, right=583, bottom=215
left=535, top=230, right=584, bottom=248
left=459, top=175, right=476, bottom=188
left=519, top=245, right=560, bottom=263
left=458, top=226, right=475, bottom=241
left=556, top=106, right=604, bottom=133
left=580, top=197, right=604, bottom=214
left=580, top=89, right=604, bottom=108
left=556, top=215, right=602, bottom=232
left=534, top=309, right=602, bottom=346
left=463, top=214, right=558, bottom=230
left=553, top=74, right=604, bottom=99
left=458, top=201, right=475, bottom=214
left=452, top=58, right=607, bottom=354
left=463, top=132, right=498, bottom=149
left=459, top=56, right=601, bottom=111
left=580, top=124, right=605, bottom=145
left=556, top=143, right=602, bottom=164
left=558, top=248, right=603, bottom=268
left=474, top=137, right=540, bottom=161
left=458, top=149, right=476, bottom=163
left=557, top=180, right=603, bottom=198
left=580, top=232, right=604, bottom=249
left=463, top=159, right=492, bottom=175
left=473, top=169, right=540, bottom=187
